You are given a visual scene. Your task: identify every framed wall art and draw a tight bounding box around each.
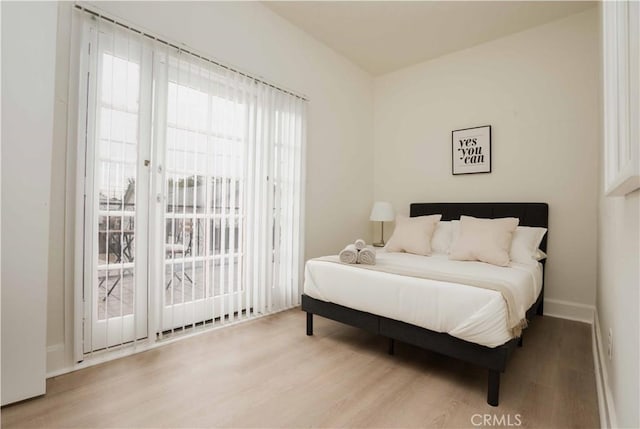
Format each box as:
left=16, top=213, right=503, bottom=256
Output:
left=452, top=125, right=491, bottom=175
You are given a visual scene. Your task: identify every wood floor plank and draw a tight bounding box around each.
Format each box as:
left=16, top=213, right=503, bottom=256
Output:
left=1, top=309, right=599, bottom=428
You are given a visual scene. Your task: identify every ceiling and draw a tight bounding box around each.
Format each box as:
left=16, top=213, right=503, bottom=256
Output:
left=264, top=1, right=596, bottom=76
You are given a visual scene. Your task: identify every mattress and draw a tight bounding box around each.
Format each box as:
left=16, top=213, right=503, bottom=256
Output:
left=304, top=252, right=543, bottom=348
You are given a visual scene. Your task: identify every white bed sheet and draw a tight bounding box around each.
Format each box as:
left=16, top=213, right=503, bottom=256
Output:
left=304, top=252, right=543, bottom=348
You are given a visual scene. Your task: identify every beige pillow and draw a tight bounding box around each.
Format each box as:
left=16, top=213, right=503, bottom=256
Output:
left=386, top=214, right=442, bottom=256
left=449, top=216, right=519, bottom=266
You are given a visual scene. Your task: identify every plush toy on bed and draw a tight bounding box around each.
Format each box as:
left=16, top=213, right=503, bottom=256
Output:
left=339, top=239, right=376, bottom=265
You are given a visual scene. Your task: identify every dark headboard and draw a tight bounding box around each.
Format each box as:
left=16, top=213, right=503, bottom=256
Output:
left=410, top=202, right=549, bottom=252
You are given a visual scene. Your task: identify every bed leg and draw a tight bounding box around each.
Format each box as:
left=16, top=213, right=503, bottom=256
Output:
left=306, top=312, right=313, bottom=336
left=517, top=335, right=523, bottom=348
left=487, top=370, right=500, bottom=407
left=537, top=299, right=544, bottom=316
left=388, top=338, right=395, bottom=355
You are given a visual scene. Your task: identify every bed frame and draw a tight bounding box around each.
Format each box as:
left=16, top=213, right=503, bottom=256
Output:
left=302, top=202, right=548, bottom=406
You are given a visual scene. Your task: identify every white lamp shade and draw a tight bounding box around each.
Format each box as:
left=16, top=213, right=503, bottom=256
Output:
left=369, top=201, right=395, bottom=221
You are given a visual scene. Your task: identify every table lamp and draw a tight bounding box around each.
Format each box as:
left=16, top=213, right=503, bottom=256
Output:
left=370, top=201, right=394, bottom=247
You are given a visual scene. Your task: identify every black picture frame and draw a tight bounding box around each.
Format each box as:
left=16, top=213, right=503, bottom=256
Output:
left=452, top=125, right=492, bottom=175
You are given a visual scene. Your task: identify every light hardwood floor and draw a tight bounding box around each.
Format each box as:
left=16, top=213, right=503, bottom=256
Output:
left=1, top=309, right=599, bottom=428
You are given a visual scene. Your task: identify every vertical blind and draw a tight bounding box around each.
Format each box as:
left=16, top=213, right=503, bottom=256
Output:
left=78, top=8, right=306, bottom=355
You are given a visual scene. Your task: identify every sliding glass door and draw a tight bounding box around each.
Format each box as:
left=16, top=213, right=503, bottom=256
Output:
left=159, top=55, right=247, bottom=331
left=81, top=22, right=150, bottom=352
left=76, top=8, right=305, bottom=357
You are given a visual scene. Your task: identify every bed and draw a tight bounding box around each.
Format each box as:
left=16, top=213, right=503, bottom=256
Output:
left=302, top=202, right=548, bottom=406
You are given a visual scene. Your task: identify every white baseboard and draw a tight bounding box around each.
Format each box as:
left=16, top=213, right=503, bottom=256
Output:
left=544, top=298, right=595, bottom=324
left=592, top=312, right=617, bottom=429
left=46, top=343, right=69, bottom=377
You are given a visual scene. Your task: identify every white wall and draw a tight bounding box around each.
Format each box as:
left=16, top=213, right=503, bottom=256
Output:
left=46, top=1, right=373, bottom=373
left=1, top=1, right=58, bottom=405
left=596, top=4, right=640, bottom=425
left=373, top=9, right=600, bottom=312
left=597, top=192, right=640, bottom=428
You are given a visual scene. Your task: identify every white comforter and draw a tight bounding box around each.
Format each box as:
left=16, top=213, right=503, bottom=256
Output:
left=304, top=252, right=542, bottom=348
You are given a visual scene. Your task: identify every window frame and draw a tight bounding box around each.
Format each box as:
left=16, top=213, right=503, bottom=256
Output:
left=603, top=1, right=640, bottom=196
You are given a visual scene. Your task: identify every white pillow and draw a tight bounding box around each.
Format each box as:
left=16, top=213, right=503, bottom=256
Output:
left=386, top=214, right=442, bottom=256
left=431, top=221, right=454, bottom=254
left=450, top=220, right=460, bottom=248
left=510, top=226, right=548, bottom=266
left=535, top=249, right=547, bottom=261
left=449, top=216, right=519, bottom=266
